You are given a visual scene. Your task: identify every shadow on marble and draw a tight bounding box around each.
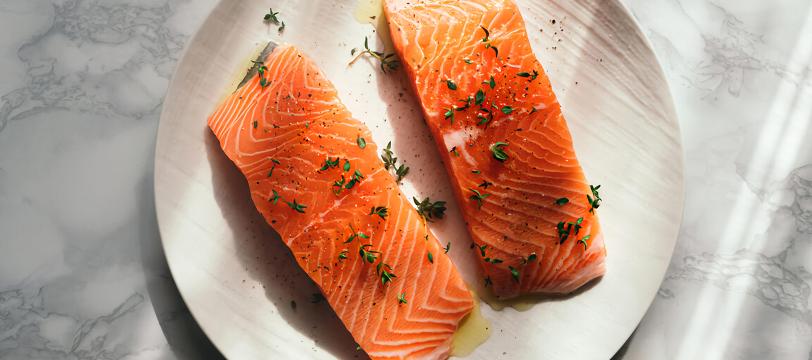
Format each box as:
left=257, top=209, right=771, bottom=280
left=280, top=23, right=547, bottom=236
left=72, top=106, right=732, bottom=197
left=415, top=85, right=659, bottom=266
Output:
left=204, top=130, right=367, bottom=359
left=140, top=175, right=225, bottom=360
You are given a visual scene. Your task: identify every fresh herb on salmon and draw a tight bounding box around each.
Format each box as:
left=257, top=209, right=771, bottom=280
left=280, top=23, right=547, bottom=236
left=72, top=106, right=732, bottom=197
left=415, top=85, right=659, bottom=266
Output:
left=359, top=244, right=380, bottom=263
left=578, top=235, right=591, bottom=250
left=267, top=158, right=281, bottom=177
left=345, top=224, right=370, bottom=244
left=320, top=157, right=340, bottom=171
left=285, top=199, right=306, bottom=213
left=555, top=197, right=569, bottom=206
left=475, top=89, right=485, bottom=105
left=508, top=266, right=520, bottom=282
left=377, top=263, right=396, bottom=285
left=490, top=142, right=509, bottom=161
left=469, top=189, right=490, bottom=208
left=398, top=292, right=407, bottom=304
left=344, top=169, right=364, bottom=189
left=369, top=206, right=389, bottom=219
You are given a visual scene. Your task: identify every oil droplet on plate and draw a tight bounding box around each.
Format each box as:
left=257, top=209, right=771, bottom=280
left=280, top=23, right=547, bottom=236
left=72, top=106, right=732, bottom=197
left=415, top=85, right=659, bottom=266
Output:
left=353, top=0, right=394, bottom=51
left=451, top=293, right=492, bottom=357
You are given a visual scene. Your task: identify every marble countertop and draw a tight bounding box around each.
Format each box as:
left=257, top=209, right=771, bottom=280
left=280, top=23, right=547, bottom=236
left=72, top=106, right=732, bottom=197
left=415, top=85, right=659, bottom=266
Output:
left=1, top=0, right=809, bottom=359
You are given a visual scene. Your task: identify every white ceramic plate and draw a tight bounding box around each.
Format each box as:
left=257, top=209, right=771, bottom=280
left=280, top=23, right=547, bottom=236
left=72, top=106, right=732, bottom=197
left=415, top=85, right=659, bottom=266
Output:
left=154, top=0, right=683, bottom=358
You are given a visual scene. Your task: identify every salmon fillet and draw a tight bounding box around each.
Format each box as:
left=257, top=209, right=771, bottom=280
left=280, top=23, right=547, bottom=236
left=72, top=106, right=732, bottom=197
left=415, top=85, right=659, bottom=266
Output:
left=384, top=0, right=606, bottom=298
left=208, top=45, right=474, bottom=359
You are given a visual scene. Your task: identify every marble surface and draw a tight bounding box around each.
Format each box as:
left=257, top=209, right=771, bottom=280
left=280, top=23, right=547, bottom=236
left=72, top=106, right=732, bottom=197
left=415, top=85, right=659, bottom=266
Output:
left=0, top=0, right=809, bottom=359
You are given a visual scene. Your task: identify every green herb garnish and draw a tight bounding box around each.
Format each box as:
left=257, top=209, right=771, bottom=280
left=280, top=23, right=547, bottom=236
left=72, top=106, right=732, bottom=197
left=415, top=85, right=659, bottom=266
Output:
left=338, top=250, right=348, bottom=260
left=485, top=257, right=503, bottom=264
left=469, top=189, right=490, bottom=208
left=369, top=206, right=389, bottom=219
left=285, top=199, right=306, bottom=213
left=478, top=244, right=488, bottom=257
left=478, top=181, right=493, bottom=189
left=475, top=89, right=485, bottom=105
left=490, top=142, right=508, bottom=162
left=398, top=292, right=407, bottom=304
left=357, top=136, right=367, bottom=149
left=377, top=262, right=396, bottom=285
left=359, top=244, right=381, bottom=263
left=263, top=8, right=280, bottom=23
left=472, top=169, right=481, bottom=174
left=413, top=197, right=447, bottom=221
left=480, top=26, right=490, bottom=42
left=345, top=224, right=370, bottom=244
left=477, top=114, right=490, bottom=126
left=501, top=106, right=514, bottom=115
left=267, top=158, right=281, bottom=177
left=464, top=58, right=474, bottom=64
left=488, top=76, right=496, bottom=89
left=350, top=37, right=400, bottom=73
left=269, top=190, right=281, bottom=204
left=332, top=175, right=347, bottom=195
left=444, top=108, right=455, bottom=123
left=427, top=252, right=434, bottom=263
left=450, top=146, right=460, bottom=157
left=446, top=79, right=458, bottom=90
left=320, top=157, right=340, bottom=171
left=444, top=242, right=451, bottom=253
left=381, top=142, right=396, bottom=170
left=395, top=164, right=409, bottom=182
left=508, top=266, right=520, bottom=282
left=587, top=185, right=602, bottom=213
left=578, top=234, right=591, bottom=250
left=555, top=197, right=569, bottom=206
left=344, top=169, right=364, bottom=189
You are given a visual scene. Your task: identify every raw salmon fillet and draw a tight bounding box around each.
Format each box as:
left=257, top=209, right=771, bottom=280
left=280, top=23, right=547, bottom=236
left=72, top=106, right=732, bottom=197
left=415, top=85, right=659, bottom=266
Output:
left=384, top=0, right=606, bottom=298
left=208, top=45, right=474, bottom=359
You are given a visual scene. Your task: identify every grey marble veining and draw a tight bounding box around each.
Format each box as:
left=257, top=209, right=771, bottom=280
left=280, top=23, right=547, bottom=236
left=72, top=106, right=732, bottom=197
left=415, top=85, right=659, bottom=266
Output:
left=0, top=0, right=219, bottom=359
left=0, top=0, right=810, bottom=359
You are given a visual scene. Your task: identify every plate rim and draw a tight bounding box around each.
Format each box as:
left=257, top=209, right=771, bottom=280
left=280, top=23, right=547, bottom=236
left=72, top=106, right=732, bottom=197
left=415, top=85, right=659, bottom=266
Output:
left=153, top=0, right=685, bottom=358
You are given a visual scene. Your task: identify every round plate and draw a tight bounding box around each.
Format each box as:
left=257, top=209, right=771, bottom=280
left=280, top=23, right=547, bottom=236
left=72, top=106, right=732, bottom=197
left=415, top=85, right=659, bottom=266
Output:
left=154, top=0, right=683, bottom=358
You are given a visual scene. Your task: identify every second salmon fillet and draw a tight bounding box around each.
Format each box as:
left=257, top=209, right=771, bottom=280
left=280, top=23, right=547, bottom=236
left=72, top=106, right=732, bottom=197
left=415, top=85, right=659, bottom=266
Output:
left=384, top=0, right=607, bottom=298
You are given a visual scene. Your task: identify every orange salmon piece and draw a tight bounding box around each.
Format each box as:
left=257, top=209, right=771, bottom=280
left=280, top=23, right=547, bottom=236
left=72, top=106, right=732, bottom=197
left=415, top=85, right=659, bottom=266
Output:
left=208, top=45, right=473, bottom=359
left=384, top=0, right=606, bottom=298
